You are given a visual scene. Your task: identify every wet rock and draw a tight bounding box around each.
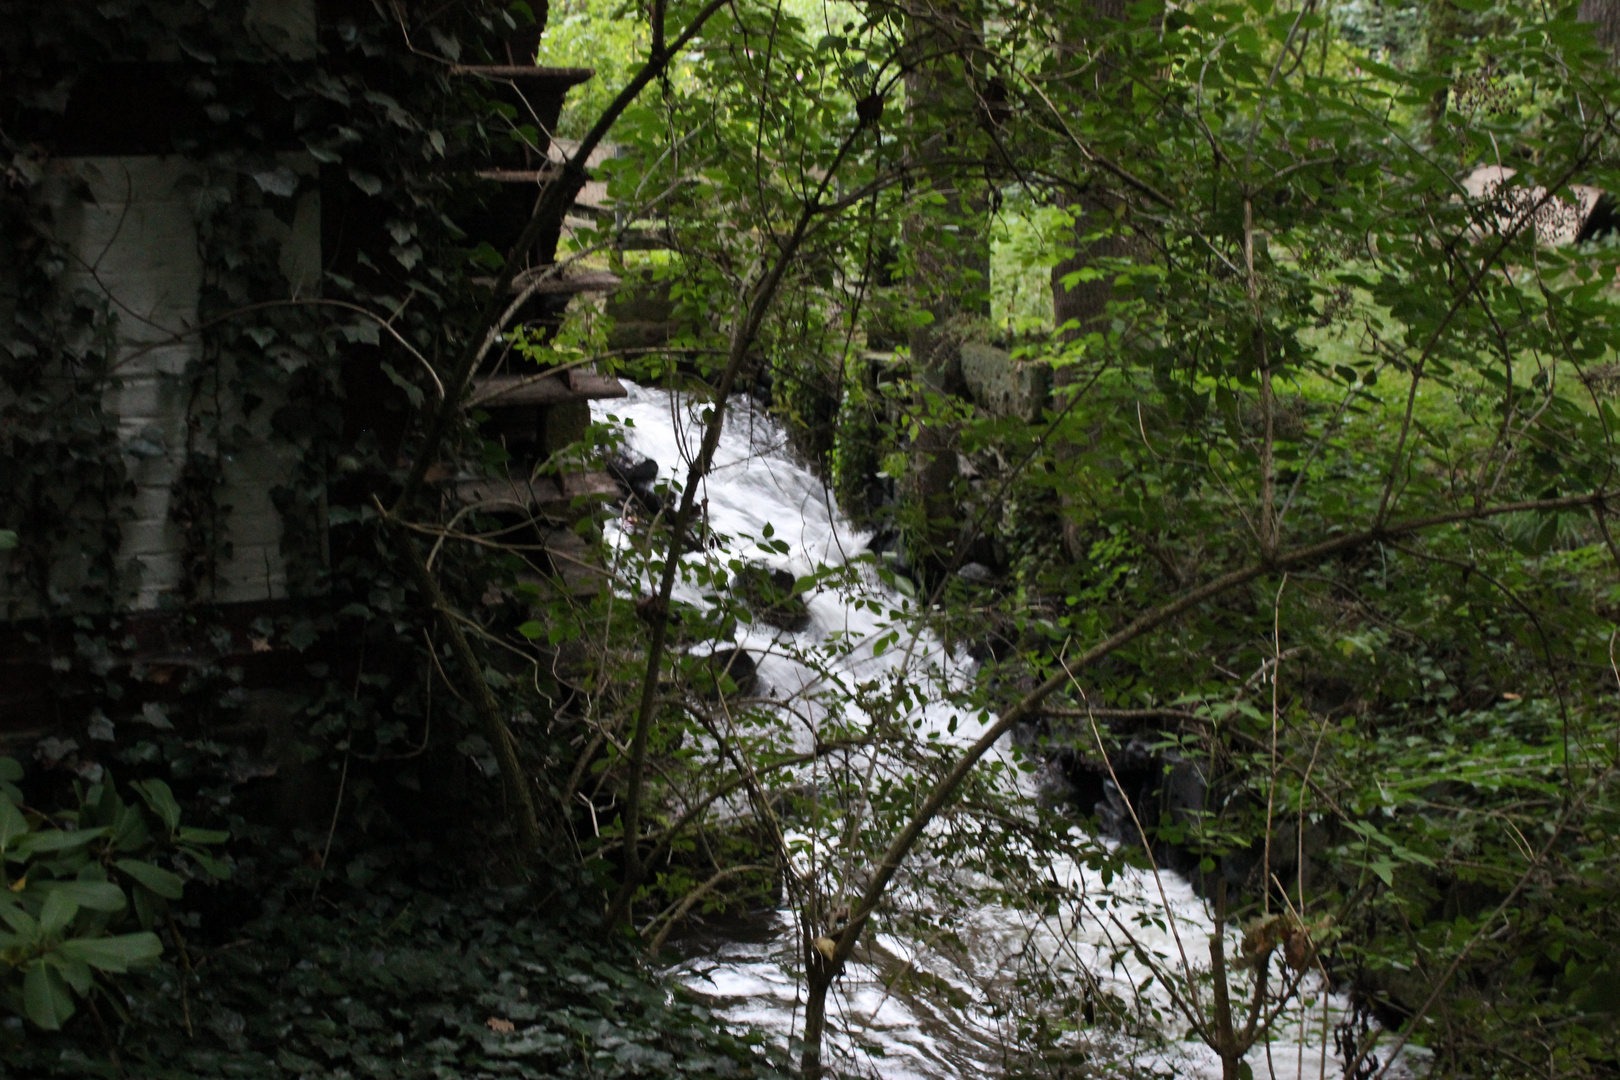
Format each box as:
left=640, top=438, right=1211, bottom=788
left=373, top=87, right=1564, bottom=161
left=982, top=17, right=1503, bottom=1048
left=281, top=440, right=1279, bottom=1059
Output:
left=732, top=564, right=811, bottom=632
left=693, top=647, right=758, bottom=699
left=608, top=455, right=663, bottom=515
left=959, top=341, right=1052, bottom=422
left=957, top=561, right=996, bottom=584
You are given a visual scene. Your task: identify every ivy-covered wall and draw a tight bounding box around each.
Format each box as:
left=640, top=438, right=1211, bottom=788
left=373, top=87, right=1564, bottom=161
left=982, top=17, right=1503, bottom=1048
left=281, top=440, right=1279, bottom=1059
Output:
left=0, top=0, right=579, bottom=744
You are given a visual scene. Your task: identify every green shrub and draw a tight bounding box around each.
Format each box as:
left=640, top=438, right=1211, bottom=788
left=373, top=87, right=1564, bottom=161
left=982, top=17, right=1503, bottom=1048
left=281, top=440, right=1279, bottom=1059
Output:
left=0, top=759, right=227, bottom=1030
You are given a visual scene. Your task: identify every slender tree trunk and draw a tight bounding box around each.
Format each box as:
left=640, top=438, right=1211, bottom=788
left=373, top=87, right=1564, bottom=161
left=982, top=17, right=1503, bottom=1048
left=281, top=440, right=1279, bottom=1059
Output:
left=800, top=947, right=835, bottom=1078
left=903, top=3, right=989, bottom=569
left=1207, top=884, right=1245, bottom=1080
left=1048, top=0, right=1136, bottom=561
left=1580, top=0, right=1620, bottom=57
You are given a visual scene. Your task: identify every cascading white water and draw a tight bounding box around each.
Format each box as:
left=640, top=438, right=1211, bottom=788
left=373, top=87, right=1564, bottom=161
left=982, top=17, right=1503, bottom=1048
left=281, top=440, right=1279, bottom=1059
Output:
left=593, top=382, right=1415, bottom=1080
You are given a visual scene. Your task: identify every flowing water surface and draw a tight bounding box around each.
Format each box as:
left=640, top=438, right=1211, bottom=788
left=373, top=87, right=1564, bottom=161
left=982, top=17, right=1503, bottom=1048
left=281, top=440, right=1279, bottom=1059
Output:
left=593, top=383, right=1415, bottom=1080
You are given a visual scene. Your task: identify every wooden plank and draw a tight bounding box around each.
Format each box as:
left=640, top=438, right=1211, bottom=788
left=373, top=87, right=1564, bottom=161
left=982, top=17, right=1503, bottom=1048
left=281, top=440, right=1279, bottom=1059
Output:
left=475, top=167, right=562, bottom=183
left=449, top=65, right=595, bottom=85
left=510, top=268, right=621, bottom=294
left=455, top=472, right=621, bottom=517
left=468, top=269, right=622, bottom=295
left=469, top=372, right=627, bottom=408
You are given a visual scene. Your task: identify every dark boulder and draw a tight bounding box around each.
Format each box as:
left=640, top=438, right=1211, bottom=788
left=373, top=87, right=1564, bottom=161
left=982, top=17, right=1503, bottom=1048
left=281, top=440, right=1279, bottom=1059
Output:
left=732, top=564, right=811, bottom=632
left=692, top=647, right=759, bottom=699
left=608, top=455, right=663, bottom=515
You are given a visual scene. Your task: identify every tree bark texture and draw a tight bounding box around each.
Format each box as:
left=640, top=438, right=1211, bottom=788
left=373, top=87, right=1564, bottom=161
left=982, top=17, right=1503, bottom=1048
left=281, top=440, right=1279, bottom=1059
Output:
left=903, top=3, right=990, bottom=563
left=1580, top=0, right=1620, bottom=57
left=1048, top=0, right=1141, bottom=561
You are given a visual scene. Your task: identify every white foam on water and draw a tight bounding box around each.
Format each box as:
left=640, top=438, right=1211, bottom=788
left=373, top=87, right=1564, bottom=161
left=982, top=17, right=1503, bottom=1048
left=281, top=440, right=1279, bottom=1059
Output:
left=592, top=382, right=1410, bottom=1080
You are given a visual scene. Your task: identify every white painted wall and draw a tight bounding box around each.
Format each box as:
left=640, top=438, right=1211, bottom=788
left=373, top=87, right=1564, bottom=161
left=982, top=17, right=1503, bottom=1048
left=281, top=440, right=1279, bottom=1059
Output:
left=2, top=153, right=321, bottom=615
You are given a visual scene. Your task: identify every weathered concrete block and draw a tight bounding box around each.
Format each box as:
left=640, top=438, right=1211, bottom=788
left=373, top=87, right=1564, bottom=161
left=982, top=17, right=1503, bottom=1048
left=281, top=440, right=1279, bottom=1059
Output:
left=959, top=342, right=1050, bottom=422
left=1460, top=165, right=1608, bottom=247
left=543, top=399, right=592, bottom=455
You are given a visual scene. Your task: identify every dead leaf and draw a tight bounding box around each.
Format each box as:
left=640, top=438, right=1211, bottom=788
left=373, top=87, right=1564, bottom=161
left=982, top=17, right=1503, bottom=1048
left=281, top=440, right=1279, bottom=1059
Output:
left=249, top=637, right=272, bottom=653
left=813, top=936, right=837, bottom=961
left=1502, top=692, right=1522, bottom=700
left=485, top=1017, right=515, bottom=1034
left=1283, top=927, right=1315, bottom=972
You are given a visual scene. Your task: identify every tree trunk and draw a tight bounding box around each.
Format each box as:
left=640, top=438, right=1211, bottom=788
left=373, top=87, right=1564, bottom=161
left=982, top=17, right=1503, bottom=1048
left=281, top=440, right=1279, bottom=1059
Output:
left=1580, top=0, right=1620, bottom=57
left=1048, top=0, right=1137, bottom=561
left=903, top=3, right=989, bottom=569
left=799, top=957, right=834, bottom=1078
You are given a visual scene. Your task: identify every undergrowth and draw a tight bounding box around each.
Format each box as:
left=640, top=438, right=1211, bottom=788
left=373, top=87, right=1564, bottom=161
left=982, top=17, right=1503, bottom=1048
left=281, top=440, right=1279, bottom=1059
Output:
left=0, top=882, right=788, bottom=1080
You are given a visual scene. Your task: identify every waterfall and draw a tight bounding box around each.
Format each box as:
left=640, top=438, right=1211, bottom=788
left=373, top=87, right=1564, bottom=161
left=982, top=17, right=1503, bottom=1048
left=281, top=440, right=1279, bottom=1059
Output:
left=593, top=382, right=1413, bottom=1080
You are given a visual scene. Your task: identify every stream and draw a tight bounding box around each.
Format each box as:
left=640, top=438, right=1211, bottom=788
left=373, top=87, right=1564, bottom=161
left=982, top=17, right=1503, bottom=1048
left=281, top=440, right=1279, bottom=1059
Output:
left=592, top=382, right=1417, bottom=1080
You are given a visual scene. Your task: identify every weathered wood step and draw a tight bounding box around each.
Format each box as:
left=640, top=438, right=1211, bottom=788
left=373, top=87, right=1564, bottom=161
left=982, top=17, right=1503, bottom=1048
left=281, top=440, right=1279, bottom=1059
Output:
left=469, top=269, right=620, bottom=296
left=449, top=65, right=595, bottom=87
left=454, top=472, right=621, bottom=518
left=469, top=371, right=626, bottom=408
left=511, top=268, right=620, bottom=294
left=475, top=167, right=562, bottom=183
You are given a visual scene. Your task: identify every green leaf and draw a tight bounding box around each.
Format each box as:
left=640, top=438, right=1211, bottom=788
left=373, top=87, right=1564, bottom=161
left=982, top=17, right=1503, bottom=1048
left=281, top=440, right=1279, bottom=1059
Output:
left=115, top=859, right=184, bottom=900
left=0, top=529, right=16, bottom=551
left=132, top=885, right=158, bottom=930
left=0, top=758, right=20, bottom=782
left=17, top=826, right=107, bottom=855
left=61, top=931, right=163, bottom=973
left=182, top=850, right=232, bottom=880
left=133, top=778, right=181, bottom=833
left=40, top=880, right=127, bottom=913
left=53, top=955, right=93, bottom=996
left=380, top=360, right=425, bottom=409
left=0, top=792, right=27, bottom=850
left=347, top=168, right=383, bottom=195
left=38, top=889, right=79, bottom=936
left=177, top=827, right=230, bottom=845
left=23, top=962, right=75, bottom=1029
left=0, top=899, right=39, bottom=937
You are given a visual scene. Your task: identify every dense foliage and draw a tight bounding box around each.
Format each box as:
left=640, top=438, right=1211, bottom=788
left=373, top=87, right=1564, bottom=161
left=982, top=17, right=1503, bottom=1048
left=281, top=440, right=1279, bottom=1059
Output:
left=6, top=0, right=1620, bottom=1077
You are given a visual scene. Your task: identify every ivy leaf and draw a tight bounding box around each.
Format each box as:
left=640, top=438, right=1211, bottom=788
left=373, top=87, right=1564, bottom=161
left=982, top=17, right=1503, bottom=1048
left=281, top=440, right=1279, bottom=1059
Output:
left=250, top=166, right=301, bottom=198
left=428, top=27, right=461, bottom=61
left=340, top=321, right=381, bottom=346
left=347, top=168, right=383, bottom=195
left=470, top=242, right=506, bottom=271
left=381, top=361, right=426, bottom=408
